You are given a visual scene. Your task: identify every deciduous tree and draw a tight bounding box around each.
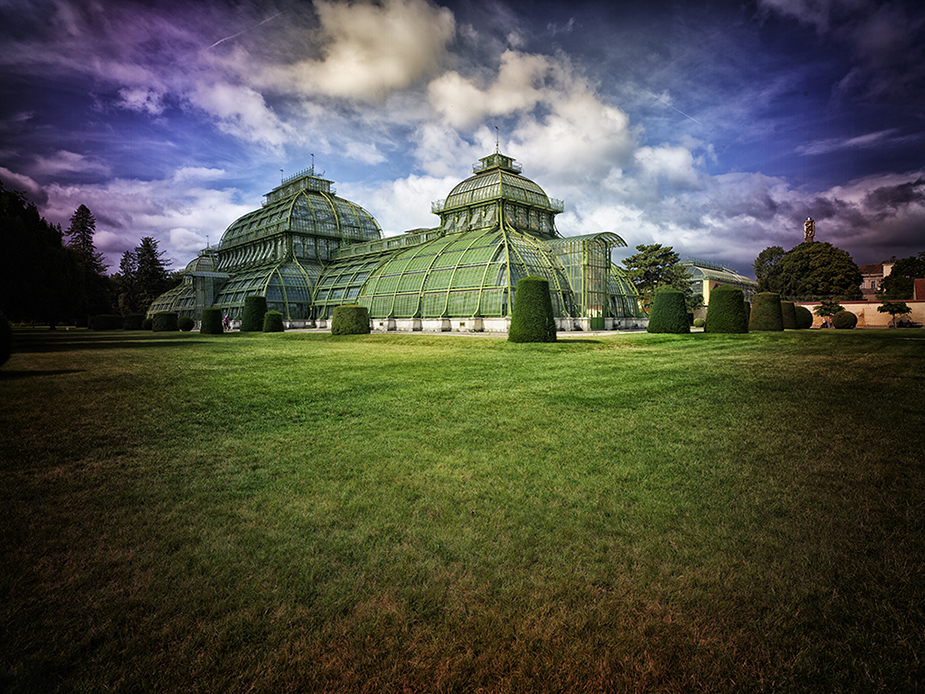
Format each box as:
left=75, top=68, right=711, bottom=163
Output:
left=880, top=252, right=925, bottom=299
left=762, top=242, right=861, bottom=299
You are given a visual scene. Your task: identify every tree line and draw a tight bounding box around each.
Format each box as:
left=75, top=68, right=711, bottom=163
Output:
left=0, top=182, right=181, bottom=328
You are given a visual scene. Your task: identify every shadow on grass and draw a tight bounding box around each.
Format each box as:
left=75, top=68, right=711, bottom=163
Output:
left=0, top=369, right=84, bottom=380
left=10, top=332, right=209, bottom=353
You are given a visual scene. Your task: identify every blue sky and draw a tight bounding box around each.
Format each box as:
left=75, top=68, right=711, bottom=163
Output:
left=2, top=0, right=923, bottom=277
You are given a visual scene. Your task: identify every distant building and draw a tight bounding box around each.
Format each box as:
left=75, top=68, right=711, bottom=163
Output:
left=680, top=259, right=757, bottom=309
left=859, top=263, right=884, bottom=296
left=148, top=152, right=647, bottom=331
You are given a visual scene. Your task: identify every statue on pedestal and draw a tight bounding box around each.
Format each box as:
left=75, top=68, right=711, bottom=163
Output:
left=804, top=217, right=815, bottom=243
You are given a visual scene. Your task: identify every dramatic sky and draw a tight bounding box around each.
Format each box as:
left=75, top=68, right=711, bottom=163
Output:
left=2, top=0, right=924, bottom=277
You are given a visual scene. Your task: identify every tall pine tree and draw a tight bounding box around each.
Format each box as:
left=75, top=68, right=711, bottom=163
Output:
left=66, top=204, right=112, bottom=317
left=135, top=237, right=171, bottom=313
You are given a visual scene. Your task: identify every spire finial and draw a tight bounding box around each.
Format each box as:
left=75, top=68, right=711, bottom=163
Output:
left=495, top=126, right=500, bottom=153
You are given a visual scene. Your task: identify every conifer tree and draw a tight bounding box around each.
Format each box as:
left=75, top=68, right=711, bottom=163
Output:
left=135, top=237, right=172, bottom=312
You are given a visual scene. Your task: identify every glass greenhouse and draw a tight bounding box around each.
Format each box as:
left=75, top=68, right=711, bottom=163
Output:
left=148, top=152, right=646, bottom=331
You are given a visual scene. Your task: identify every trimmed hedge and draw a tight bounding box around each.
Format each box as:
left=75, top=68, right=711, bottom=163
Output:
left=152, top=312, right=179, bottom=332
left=647, top=288, right=690, bottom=334
left=263, top=311, right=285, bottom=332
left=704, top=285, right=747, bottom=334
left=693, top=317, right=705, bottom=328
left=90, top=314, right=124, bottom=331
left=794, top=305, right=813, bottom=329
left=0, top=310, right=12, bottom=368
left=141, top=317, right=153, bottom=331
left=123, top=313, right=145, bottom=330
left=240, top=295, right=268, bottom=332
left=509, top=276, right=557, bottom=343
left=833, top=310, right=858, bottom=329
left=332, top=305, right=370, bottom=335
left=200, top=307, right=224, bottom=335
left=780, top=301, right=797, bottom=330
left=178, top=316, right=195, bottom=332
left=748, top=292, right=784, bottom=331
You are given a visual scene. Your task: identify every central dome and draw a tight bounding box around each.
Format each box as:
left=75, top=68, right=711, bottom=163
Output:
left=433, top=152, right=564, bottom=239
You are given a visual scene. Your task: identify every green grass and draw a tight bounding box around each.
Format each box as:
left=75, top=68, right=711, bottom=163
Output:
left=2, top=328, right=923, bottom=693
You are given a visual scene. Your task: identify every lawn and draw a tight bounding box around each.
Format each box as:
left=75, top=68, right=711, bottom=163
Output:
left=1, top=328, right=923, bottom=693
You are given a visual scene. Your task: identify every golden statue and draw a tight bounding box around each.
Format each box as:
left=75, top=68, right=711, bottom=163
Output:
left=804, top=217, right=815, bottom=242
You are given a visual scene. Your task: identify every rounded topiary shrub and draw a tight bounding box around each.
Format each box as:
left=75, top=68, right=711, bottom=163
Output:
left=693, top=317, right=705, bottom=328
left=833, top=310, right=858, bottom=329
left=794, top=305, right=813, bottom=329
left=647, top=288, right=690, bottom=334
left=509, top=276, right=557, bottom=343
left=780, top=301, right=797, bottom=329
left=90, top=314, right=124, bottom=331
left=152, top=312, right=179, bottom=332
left=704, top=285, right=747, bottom=334
left=332, top=305, right=370, bottom=335
left=240, top=295, right=268, bottom=332
left=123, top=313, right=145, bottom=330
left=141, top=317, right=153, bottom=331
left=0, top=310, right=12, bottom=368
left=178, top=316, right=195, bottom=332
left=263, top=311, right=285, bottom=332
left=748, top=292, right=784, bottom=331
left=200, top=307, right=223, bottom=335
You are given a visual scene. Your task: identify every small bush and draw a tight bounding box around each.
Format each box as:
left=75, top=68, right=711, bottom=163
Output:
left=141, top=317, right=153, bottom=331
left=748, top=292, right=784, bottom=331
left=833, top=310, right=858, bottom=329
left=0, top=310, right=12, bottom=368
left=647, top=288, right=690, bottom=334
left=90, top=314, right=124, bottom=331
left=693, top=317, right=705, bottom=328
left=200, top=308, right=223, bottom=335
left=263, top=311, right=285, bottom=332
left=332, top=305, right=370, bottom=335
left=152, top=312, right=179, bottom=332
left=178, top=316, right=195, bottom=332
left=509, top=276, right=556, bottom=343
left=123, top=313, right=145, bottom=330
left=704, top=286, right=747, bottom=334
left=794, top=305, right=813, bottom=329
left=240, top=295, right=268, bottom=332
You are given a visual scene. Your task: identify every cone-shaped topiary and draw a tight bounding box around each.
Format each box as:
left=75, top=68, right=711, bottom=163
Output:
left=794, top=305, right=813, bottom=329
left=748, top=292, right=783, bottom=331
left=263, top=311, right=285, bottom=332
left=152, top=312, right=179, bottom=332
left=704, top=285, right=747, bottom=333
left=200, top=307, right=223, bottom=334
left=332, top=305, right=370, bottom=335
left=0, top=310, right=12, bottom=368
left=123, top=313, right=145, bottom=330
left=647, top=288, right=690, bottom=334
left=240, top=295, right=268, bottom=332
left=178, top=316, right=195, bottom=332
left=508, top=276, right=557, bottom=343
left=780, top=301, right=797, bottom=329
left=832, top=310, right=858, bottom=329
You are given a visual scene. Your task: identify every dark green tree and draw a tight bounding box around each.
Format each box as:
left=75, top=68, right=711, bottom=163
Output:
left=114, top=250, right=141, bottom=315
left=704, top=285, right=747, bottom=333
left=749, top=292, right=784, bottom=331
left=134, top=237, right=172, bottom=313
left=879, top=252, right=925, bottom=299
left=762, top=242, right=861, bottom=299
left=813, top=300, right=843, bottom=319
left=621, top=244, right=693, bottom=311
left=66, top=204, right=112, bottom=318
left=753, top=246, right=785, bottom=291
left=241, top=295, right=268, bottom=332
left=0, top=182, right=80, bottom=327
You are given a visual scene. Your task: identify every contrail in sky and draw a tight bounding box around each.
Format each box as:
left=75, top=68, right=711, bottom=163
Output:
left=641, top=88, right=702, bottom=126
left=209, top=12, right=283, bottom=49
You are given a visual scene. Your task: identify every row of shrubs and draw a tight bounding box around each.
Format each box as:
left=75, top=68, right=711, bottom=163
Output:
left=649, top=287, right=856, bottom=334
